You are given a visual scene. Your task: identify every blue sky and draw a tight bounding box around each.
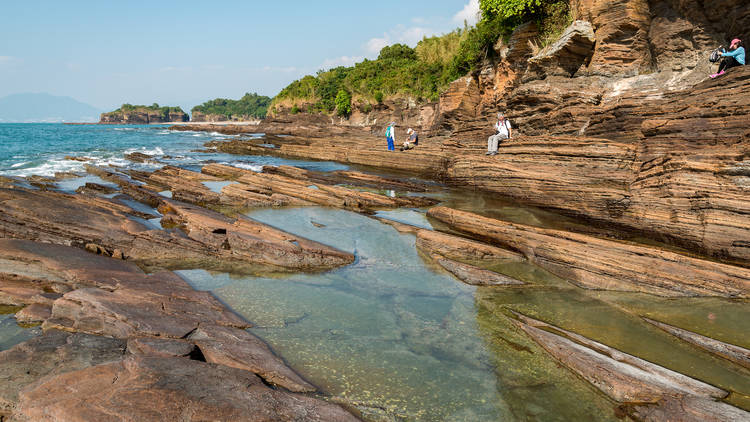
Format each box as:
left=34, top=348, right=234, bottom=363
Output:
left=0, top=0, right=479, bottom=111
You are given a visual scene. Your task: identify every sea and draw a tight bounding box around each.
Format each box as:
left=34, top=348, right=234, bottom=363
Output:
left=0, top=123, right=346, bottom=178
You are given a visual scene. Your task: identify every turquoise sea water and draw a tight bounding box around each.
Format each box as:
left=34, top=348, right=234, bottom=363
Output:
left=0, top=123, right=347, bottom=176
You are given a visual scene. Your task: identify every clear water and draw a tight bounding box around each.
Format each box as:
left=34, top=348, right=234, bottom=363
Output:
left=1, top=123, right=749, bottom=420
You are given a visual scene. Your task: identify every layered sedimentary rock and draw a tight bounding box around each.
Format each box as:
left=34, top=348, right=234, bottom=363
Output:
left=0, top=240, right=358, bottom=421
left=513, top=313, right=749, bottom=422
left=427, top=206, right=750, bottom=297
left=524, top=20, right=596, bottom=81
left=0, top=186, right=353, bottom=272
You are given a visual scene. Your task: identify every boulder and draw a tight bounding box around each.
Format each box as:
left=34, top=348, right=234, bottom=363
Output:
left=524, top=20, right=596, bottom=81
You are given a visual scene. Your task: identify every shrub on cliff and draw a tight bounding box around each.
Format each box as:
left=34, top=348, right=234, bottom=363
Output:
left=335, top=89, right=352, bottom=117
left=191, top=93, right=271, bottom=119
left=105, top=104, right=185, bottom=117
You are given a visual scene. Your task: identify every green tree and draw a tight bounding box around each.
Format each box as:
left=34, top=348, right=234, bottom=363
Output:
left=335, top=89, right=352, bottom=117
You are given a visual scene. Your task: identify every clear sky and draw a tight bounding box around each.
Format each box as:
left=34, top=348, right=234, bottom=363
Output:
left=0, top=0, right=480, bottom=111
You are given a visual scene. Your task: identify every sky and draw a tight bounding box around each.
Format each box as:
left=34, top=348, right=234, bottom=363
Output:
left=0, top=0, right=480, bottom=111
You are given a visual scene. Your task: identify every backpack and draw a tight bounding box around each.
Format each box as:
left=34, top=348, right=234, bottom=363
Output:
left=384, top=126, right=391, bottom=137
left=709, top=47, right=724, bottom=63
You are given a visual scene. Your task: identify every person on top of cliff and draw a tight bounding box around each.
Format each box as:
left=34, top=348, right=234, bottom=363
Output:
left=400, top=128, right=419, bottom=151
left=711, top=38, right=745, bottom=78
left=385, top=122, right=396, bottom=151
left=486, top=112, right=512, bottom=156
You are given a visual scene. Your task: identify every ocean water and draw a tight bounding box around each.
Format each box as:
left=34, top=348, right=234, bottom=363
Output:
left=0, top=123, right=347, bottom=177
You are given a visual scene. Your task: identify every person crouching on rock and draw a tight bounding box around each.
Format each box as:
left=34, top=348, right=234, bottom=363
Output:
left=486, top=112, right=512, bottom=156
left=711, top=38, right=745, bottom=78
left=385, top=122, right=396, bottom=151
left=400, top=128, right=418, bottom=151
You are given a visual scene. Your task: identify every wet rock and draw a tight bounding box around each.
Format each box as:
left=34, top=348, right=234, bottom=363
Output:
left=416, top=229, right=523, bottom=262
left=75, top=182, right=118, bottom=195
left=435, top=257, right=526, bottom=286
left=642, top=317, right=750, bottom=369
left=0, top=330, right=126, bottom=419
left=124, top=151, right=158, bottom=163
left=158, top=200, right=354, bottom=270
left=188, top=324, right=316, bottom=393
left=203, top=163, right=436, bottom=211
left=427, top=206, right=750, bottom=297
left=513, top=313, right=748, bottom=422
left=14, top=303, right=51, bottom=324
left=15, top=355, right=359, bottom=422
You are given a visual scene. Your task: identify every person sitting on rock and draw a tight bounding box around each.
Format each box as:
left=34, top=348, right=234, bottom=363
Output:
left=385, top=122, right=396, bottom=151
left=711, top=38, right=745, bottom=78
left=400, top=128, right=418, bottom=151
left=486, top=112, right=512, bottom=156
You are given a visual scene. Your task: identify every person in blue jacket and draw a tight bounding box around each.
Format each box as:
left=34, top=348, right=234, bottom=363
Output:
left=385, top=121, right=396, bottom=151
left=711, top=38, right=745, bottom=78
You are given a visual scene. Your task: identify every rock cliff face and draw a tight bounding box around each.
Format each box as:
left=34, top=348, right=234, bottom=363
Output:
left=191, top=110, right=261, bottom=123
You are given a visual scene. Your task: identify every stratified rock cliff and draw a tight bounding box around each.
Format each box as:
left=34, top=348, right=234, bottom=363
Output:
left=100, top=104, right=188, bottom=124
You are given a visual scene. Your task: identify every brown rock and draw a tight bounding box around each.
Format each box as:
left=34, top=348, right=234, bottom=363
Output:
left=435, top=257, right=525, bottom=286
left=0, top=330, right=126, bottom=418
left=15, top=355, right=359, bottom=422
left=14, top=303, right=51, bottom=324
left=514, top=313, right=748, bottom=422
left=189, top=324, right=316, bottom=393
left=427, top=206, right=750, bottom=297
left=524, top=20, right=596, bottom=81
left=126, top=337, right=198, bottom=358
left=415, top=229, right=523, bottom=262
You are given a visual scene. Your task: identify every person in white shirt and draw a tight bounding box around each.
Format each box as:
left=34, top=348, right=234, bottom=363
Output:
left=486, top=112, right=512, bottom=156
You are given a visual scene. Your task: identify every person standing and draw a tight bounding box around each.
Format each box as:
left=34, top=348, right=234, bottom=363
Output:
left=711, top=38, right=745, bottom=78
left=385, top=121, right=396, bottom=151
left=486, top=112, right=512, bottom=156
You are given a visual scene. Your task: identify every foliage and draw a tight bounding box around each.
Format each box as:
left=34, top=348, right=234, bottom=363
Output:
left=108, top=103, right=185, bottom=117
left=271, top=0, right=572, bottom=116
left=290, top=104, right=300, bottom=114
left=191, top=92, right=271, bottom=119
left=335, top=89, right=352, bottom=117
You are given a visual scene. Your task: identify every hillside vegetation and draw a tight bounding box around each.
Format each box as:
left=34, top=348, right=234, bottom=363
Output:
left=191, top=93, right=271, bottom=119
left=104, top=103, right=185, bottom=116
left=271, top=0, right=571, bottom=117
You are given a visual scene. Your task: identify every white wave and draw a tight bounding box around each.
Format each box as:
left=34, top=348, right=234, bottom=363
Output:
left=226, top=162, right=263, bottom=172
left=123, top=146, right=164, bottom=156
left=10, top=161, right=28, bottom=168
left=4, top=159, right=84, bottom=177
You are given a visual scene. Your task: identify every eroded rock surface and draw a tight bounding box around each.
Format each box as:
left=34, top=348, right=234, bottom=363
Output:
left=428, top=206, right=750, bottom=297
left=513, top=313, right=749, bottom=422
left=0, top=239, right=358, bottom=421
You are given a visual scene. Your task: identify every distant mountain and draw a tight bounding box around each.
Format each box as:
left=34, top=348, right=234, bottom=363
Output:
left=0, top=93, right=102, bottom=123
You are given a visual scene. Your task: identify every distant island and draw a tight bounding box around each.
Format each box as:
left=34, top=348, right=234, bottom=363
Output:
left=99, top=103, right=188, bottom=124
left=191, top=93, right=271, bottom=122
left=0, top=93, right=102, bottom=123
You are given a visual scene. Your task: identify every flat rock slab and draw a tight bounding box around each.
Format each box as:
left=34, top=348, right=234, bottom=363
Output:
left=643, top=317, right=750, bottom=370
left=428, top=206, right=750, bottom=298
left=189, top=324, right=316, bottom=393
left=513, top=313, right=748, bottom=422
left=435, top=256, right=525, bottom=286
left=15, top=355, right=359, bottom=422
left=0, top=330, right=126, bottom=419
left=416, top=229, right=523, bottom=262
